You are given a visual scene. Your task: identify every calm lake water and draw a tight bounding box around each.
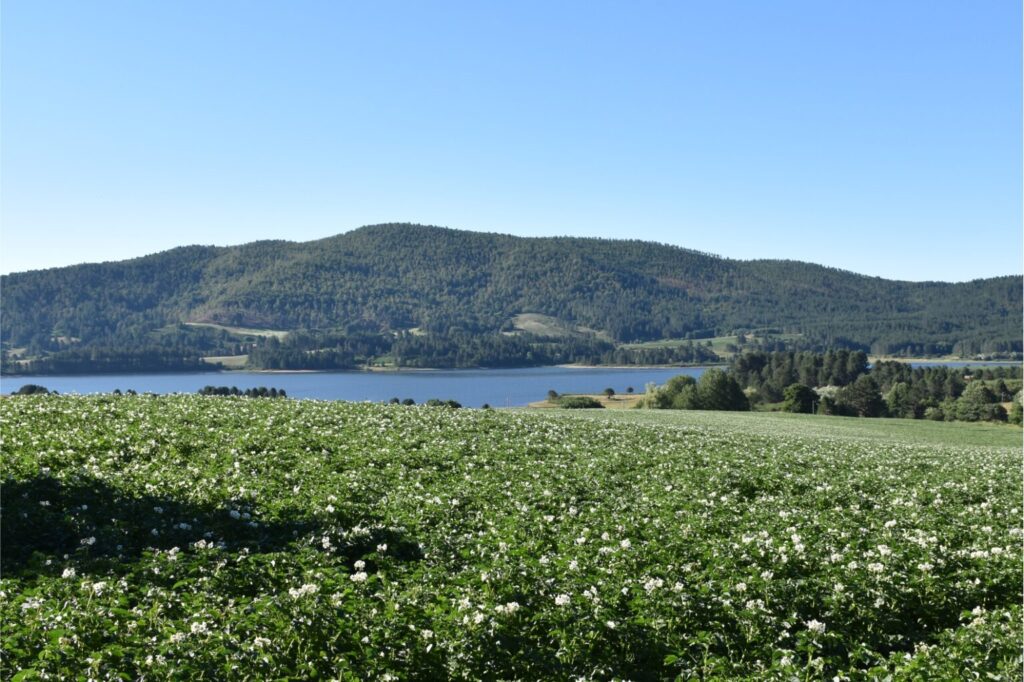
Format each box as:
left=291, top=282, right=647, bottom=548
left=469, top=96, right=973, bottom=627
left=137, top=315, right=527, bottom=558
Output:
left=0, top=366, right=708, bottom=407
left=3, top=361, right=1015, bottom=407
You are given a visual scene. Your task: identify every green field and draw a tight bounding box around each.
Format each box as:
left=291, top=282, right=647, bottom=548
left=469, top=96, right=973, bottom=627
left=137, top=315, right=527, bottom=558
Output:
left=199, top=354, right=249, bottom=368
left=509, top=313, right=612, bottom=341
left=621, top=333, right=804, bottom=359
left=544, top=407, right=1023, bottom=448
left=183, top=322, right=290, bottom=339
left=1, top=397, right=1020, bottom=680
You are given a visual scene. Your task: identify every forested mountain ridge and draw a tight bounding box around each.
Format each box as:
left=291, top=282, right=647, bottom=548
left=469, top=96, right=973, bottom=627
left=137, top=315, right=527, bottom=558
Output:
left=2, top=223, right=1020, bottom=372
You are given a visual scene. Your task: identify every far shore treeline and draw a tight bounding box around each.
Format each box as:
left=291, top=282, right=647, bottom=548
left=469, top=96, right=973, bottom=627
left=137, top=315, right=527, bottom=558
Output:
left=635, top=350, right=1022, bottom=425
left=2, top=224, right=1021, bottom=375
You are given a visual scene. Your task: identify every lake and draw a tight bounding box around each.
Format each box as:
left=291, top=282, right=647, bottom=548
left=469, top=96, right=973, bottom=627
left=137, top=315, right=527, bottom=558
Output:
left=0, top=366, right=709, bottom=407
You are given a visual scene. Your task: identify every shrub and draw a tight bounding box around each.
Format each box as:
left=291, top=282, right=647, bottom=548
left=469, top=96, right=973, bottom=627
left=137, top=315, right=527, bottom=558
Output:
left=558, top=396, right=604, bottom=409
left=14, top=384, right=50, bottom=395
left=782, top=383, right=815, bottom=413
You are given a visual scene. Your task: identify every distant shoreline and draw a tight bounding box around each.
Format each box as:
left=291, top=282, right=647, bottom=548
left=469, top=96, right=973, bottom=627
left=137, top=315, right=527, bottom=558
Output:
left=4, top=358, right=1018, bottom=380
left=556, top=363, right=724, bottom=370
left=868, top=357, right=1022, bottom=365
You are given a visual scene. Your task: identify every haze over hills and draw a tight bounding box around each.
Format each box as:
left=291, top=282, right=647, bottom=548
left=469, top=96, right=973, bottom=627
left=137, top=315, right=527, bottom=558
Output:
left=1, top=224, right=1020, bottom=373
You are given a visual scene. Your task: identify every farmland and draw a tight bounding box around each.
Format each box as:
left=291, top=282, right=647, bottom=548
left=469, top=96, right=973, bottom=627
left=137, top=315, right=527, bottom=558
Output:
left=1, top=396, right=1020, bottom=680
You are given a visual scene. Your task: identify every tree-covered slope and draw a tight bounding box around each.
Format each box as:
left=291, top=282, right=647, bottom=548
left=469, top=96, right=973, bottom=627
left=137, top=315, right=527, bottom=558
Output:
left=2, top=223, right=1020, bottom=367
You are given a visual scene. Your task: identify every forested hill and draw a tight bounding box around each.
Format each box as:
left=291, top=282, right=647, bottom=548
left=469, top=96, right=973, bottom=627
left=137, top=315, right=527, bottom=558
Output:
left=2, top=223, right=1021, bottom=372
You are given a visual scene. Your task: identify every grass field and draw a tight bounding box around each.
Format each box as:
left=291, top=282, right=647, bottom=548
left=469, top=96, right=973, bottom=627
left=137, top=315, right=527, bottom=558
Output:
left=621, top=333, right=804, bottom=359
left=199, top=354, right=249, bottom=368
left=527, top=393, right=644, bottom=409
left=184, top=322, right=291, bottom=339
left=509, top=313, right=611, bottom=341
left=546, top=406, right=1023, bottom=448
left=1, top=396, right=1020, bottom=680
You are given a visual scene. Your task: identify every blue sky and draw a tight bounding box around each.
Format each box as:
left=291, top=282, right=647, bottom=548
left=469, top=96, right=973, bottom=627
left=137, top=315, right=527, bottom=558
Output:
left=2, top=0, right=1020, bottom=281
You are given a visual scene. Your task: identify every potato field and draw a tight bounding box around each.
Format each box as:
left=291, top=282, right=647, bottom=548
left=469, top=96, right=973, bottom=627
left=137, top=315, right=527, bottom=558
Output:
left=1, top=396, right=1020, bottom=680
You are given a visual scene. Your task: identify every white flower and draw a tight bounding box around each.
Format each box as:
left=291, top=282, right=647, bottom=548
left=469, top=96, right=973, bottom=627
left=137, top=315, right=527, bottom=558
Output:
left=325, top=504, right=335, bottom=514
left=91, top=581, right=108, bottom=595
left=554, top=594, right=571, bottom=606
left=350, top=571, right=368, bottom=583
left=81, top=536, right=96, bottom=546
left=354, top=560, right=365, bottom=570
left=733, top=582, right=747, bottom=593
left=867, top=562, right=885, bottom=573
left=190, top=621, right=209, bottom=635
left=21, top=597, right=43, bottom=611
left=495, top=601, right=521, bottom=615
left=377, top=543, right=388, bottom=553
left=884, top=520, right=897, bottom=528
left=62, top=567, right=77, bottom=579
left=605, top=620, right=617, bottom=629
left=253, top=637, right=271, bottom=648
left=805, top=619, right=826, bottom=634
left=620, top=539, right=631, bottom=550
left=289, top=583, right=319, bottom=599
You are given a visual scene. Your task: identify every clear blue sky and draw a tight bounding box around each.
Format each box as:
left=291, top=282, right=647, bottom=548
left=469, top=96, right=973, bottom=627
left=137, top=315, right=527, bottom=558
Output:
left=2, top=0, right=1020, bottom=281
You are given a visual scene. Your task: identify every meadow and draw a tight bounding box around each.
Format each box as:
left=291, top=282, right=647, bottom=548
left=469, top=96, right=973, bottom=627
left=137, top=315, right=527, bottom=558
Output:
left=1, top=395, right=1020, bottom=680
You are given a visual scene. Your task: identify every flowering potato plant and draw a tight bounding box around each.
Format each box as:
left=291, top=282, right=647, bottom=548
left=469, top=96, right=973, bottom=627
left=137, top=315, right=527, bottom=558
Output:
left=1, top=395, right=1020, bottom=680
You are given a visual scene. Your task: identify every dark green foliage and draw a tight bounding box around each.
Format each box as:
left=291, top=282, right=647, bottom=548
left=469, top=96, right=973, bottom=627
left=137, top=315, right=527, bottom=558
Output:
left=884, top=382, right=916, bottom=419
left=837, top=375, right=886, bottom=417
left=547, top=389, right=559, bottom=401
left=424, top=399, right=462, bottom=408
left=1009, top=396, right=1023, bottom=425
left=558, top=396, right=605, bottom=409
left=691, top=369, right=750, bottom=411
left=14, top=384, right=50, bottom=395
left=730, top=349, right=870, bottom=401
left=782, top=383, right=816, bottom=413
left=198, top=386, right=286, bottom=398
left=731, top=350, right=1021, bottom=423
left=649, top=370, right=749, bottom=411
left=954, top=382, right=1005, bottom=422
left=2, top=224, right=1020, bottom=373
left=603, top=387, right=615, bottom=398
left=9, top=347, right=214, bottom=375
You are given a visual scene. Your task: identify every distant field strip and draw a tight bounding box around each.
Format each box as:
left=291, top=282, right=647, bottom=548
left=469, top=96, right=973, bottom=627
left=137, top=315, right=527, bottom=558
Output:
left=542, top=406, right=1023, bottom=448
left=184, top=322, right=290, bottom=339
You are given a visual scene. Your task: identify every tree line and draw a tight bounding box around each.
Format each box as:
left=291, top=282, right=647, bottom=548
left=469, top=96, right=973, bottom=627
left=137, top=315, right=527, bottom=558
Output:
left=642, top=351, right=1022, bottom=424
